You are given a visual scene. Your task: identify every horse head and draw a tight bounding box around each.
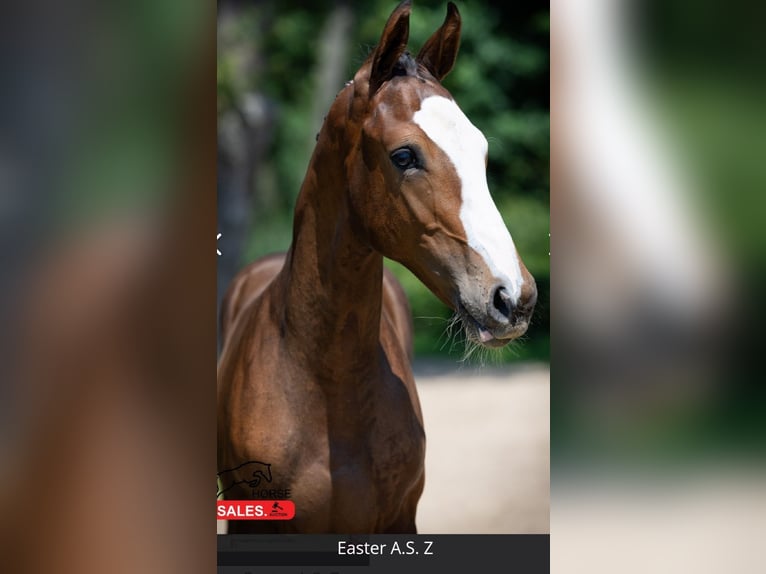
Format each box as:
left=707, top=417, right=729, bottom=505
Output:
left=326, top=1, right=537, bottom=348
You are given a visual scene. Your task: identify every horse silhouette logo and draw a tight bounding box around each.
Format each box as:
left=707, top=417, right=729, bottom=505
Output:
left=217, top=460, right=273, bottom=498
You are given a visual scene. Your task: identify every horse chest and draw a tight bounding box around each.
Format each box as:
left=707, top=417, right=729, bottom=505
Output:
left=314, top=367, right=424, bottom=527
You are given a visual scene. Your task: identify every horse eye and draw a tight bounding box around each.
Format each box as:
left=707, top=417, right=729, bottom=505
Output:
left=390, top=147, right=418, bottom=170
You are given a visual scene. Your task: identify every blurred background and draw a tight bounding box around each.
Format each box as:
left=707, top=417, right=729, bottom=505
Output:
left=217, top=0, right=550, bottom=363
left=552, top=0, right=766, bottom=571
left=1, top=1, right=216, bottom=572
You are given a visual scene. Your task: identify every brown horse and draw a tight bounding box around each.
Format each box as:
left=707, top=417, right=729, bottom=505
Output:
left=217, top=0, right=537, bottom=534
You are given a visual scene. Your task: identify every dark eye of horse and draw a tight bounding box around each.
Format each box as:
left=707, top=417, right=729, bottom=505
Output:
left=390, top=147, right=419, bottom=171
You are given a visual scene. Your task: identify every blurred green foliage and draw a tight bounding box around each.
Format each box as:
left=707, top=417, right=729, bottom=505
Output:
left=218, top=0, right=549, bottom=362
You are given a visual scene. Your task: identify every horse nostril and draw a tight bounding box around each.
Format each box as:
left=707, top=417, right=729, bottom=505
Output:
left=492, top=286, right=512, bottom=321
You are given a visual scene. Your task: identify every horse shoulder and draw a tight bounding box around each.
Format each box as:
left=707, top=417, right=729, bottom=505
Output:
left=217, top=260, right=292, bottom=473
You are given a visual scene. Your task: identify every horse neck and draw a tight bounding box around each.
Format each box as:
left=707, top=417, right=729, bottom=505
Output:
left=275, top=119, right=384, bottom=377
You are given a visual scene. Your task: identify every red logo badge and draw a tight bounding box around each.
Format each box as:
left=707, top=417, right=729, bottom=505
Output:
left=217, top=500, right=295, bottom=520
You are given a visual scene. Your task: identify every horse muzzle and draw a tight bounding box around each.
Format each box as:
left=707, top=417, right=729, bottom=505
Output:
left=459, top=279, right=537, bottom=348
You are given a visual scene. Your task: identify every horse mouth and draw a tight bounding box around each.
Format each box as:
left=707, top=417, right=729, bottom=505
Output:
left=456, top=302, right=525, bottom=349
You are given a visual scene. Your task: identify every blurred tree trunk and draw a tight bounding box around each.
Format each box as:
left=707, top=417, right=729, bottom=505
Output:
left=217, top=3, right=275, bottom=351
left=306, top=2, right=354, bottom=156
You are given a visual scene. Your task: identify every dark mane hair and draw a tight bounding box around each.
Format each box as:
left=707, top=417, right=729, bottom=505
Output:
left=392, top=51, right=420, bottom=79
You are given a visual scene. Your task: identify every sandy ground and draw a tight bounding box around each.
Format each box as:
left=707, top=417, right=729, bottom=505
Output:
left=552, top=473, right=766, bottom=573
left=414, top=360, right=550, bottom=534
left=217, top=360, right=550, bottom=534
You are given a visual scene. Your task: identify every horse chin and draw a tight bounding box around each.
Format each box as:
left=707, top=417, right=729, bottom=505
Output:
left=463, top=323, right=514, bottom=349
left=471, top=332, right=510, bottom=349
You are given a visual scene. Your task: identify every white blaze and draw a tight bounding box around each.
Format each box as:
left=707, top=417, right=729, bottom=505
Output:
left=413, top=95, right=524, bottom=301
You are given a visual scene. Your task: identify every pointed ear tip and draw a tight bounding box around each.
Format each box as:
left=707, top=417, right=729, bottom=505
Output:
left=446, top=2, right=461, bottom=23
left=381, top=0, right=411, bottom=43
left=388, top=0, right=411, bottom=22
left=397, top=0, right=413, bottom=13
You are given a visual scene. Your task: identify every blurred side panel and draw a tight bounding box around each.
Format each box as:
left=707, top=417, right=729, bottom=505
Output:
left=0, top=1, right=216, bottom=573
left=551, top=0, right=766, bottom=571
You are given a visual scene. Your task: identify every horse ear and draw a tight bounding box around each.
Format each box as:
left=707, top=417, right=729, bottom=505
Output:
left=417, top=2, right=461, bottom=81
left=369, top=0, right=412, bottom=94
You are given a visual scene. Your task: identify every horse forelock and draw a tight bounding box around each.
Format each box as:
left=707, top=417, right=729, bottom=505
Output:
left=348, top=47, right=445, bottom=113
left=392, top=52, right=420, bottom=79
